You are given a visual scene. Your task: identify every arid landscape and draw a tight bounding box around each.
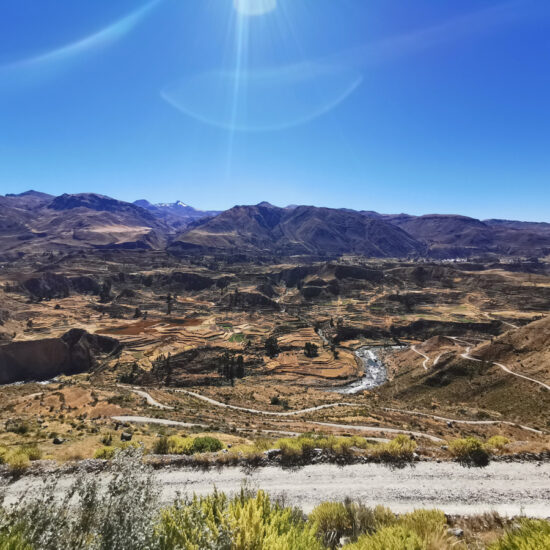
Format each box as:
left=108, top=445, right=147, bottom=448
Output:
left=0, top=192, right=548, bottom=471
left=2, top=1, right=550, bottom=546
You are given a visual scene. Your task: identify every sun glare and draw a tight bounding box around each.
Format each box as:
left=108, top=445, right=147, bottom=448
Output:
left=233, top=0, right=277, bottom=17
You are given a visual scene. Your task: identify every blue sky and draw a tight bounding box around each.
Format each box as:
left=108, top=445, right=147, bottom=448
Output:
left=0, top=0, right=549, bottom=220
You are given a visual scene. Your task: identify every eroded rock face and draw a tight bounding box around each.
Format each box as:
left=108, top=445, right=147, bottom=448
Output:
left=0, top=329, right=121, bottom=384
left=22, top=272, right=71, bottom=300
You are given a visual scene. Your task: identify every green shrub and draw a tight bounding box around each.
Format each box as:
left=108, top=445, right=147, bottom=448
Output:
left=2, top=447, right=159, bottom=550
left=310, top=502, right=352, bottom=547
left=487, top=435, right=510, bottom=451
left=0, top=529, right=33, bottom=550
left=94, top=446, right=116, bottom=460
left=342, top=525, right=424, bottom=550
left=156, top=492, right=232, bottom=550
left=449, top=437, right=491, bottom=467
left=153, top=435, right=223, bottom=456
left=399, top=509, right=449, bottom=543
left=276, top=438, right=305, bottom=460
left=229, top=490, right=322, bottom=550
left=157, top=490, right=322, bottom=550
left=5, top=451, right=30, bottom=475
left=310, top=501, right=395, bottom=548
left=191, top=436, right=223, bottom=454
left=371, top=435, right=417, bottom=463
left=101, top=433, right=113, bottom=446
left=21, top=445, right=42, bottom=462
left=0, top=446, right=8, bottom=465
left=5, top=419, right=30, bottom=435
left=489, top=519, right=550, bottom=550
left=153, top=436, right=171, bottom=455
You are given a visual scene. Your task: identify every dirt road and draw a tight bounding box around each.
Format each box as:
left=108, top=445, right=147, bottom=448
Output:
left=3, top=462, right=549, bottom=517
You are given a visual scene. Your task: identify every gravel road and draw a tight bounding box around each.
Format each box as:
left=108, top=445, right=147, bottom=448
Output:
left=3, top=462, right=549, bottom=517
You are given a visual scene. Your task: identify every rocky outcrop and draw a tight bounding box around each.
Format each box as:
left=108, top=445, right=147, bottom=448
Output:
left=222, top=291, right=280, bottom=311
left=22, top=272, right=71, bottom=300
left=0, top=329, right=121, bottom=384
left=160, top=272, right=215, bottom=291
left=22, top=273, right=102, bottom=300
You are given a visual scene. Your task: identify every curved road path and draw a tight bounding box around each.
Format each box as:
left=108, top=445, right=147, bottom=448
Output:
left=450, top=338, right=550, bottom=391
left=383, top=408, right=544, bottom=435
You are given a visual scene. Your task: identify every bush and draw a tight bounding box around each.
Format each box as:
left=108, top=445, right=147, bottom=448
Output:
left=152, top=435, right=223, bottom=456
left=229, top=490, right=322, bottom=550
left=5, top=419, right=30, bottom=435
left=0, top=530, right=33, bottom=550
left=449, top=437, right=491, bottom=467
left=157, top=489, right=322, bottom=550
left=342, top=508, right=458, bottom=550
left=21, top=445, right=42, bottom=462
left=0, top=446, right=8, bottom=465
left=310, top=502, right=352, bottom=548
left=2, top=447, right=159, bottom=550
left=5, top=451, right=30, bottom=475
left=101, top=433, right=113, bottom=446
left=94, top=446, right=116, bottom=460
left=489, top=519, right=550, bottom=550
left=371, top=435, right=417, bottom=463
left=156, top=492, right=233, bottom=549
left=191, top=436, right=223, bottom=454
left=487, top=435, right=510, bottom=451
left=310, top=501, right=395, bottom=548
left=153, top=436, right=171, bottom=455
left=342, top=525, right=424, bottom=550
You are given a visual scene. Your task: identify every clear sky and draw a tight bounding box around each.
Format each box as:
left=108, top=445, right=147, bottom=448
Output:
left=0, top=0, right=549, bottom=221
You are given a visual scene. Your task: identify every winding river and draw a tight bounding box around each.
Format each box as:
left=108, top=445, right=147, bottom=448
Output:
left=334, top=347, right=388, bottom=394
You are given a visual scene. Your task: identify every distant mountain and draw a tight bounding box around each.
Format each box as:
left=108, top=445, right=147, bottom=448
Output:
left=0, top=190, right=548, bottom=258
left=0, top=192, right=168, bottom=254
left=170, top=202, right=426, bottom=258
left=133, top=199, right=221, bottom=229
left=3, top=190, right=54, bottom=209
left=377, top=214, right=550, bottom=258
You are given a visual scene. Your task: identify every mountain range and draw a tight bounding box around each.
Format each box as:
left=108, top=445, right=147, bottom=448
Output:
left=0, top=190, right=549, bottom=259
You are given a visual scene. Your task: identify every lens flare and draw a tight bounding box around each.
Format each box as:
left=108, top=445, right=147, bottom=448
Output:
left=161, top=63, right=363, bottom=132
left=234, top=0, right=277, bottom=17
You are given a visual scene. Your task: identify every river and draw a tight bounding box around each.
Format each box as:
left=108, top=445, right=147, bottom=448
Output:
left=334, top=346, right=388, bottom=394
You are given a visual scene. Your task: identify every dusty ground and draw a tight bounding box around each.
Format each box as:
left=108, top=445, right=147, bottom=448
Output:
left=3, top=461, right=550, bottom=517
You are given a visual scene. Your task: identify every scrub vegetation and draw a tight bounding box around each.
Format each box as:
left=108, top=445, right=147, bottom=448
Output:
left=0, top=448, right=548, bottom=550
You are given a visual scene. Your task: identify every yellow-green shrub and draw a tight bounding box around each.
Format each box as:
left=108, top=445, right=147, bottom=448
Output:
left=156, top=490, right=322, bottom=550
left=489, top=519, right=550, bottom=550
left=229, top=490, right=322, bottom=550
left=310, top=502, right=352, bottom=547
left=94, top=446, right=116, bottom=460
left=6, top=451, right=30, bottom=474
left=487, top=435, right=510, bottom=451
left=449, top=437, right=490, bottom=467
left=21, top=444, right=42, bottom=461
left=0, top=530, right=33, bottom=550
left=276, top=438, right=304, bottom=460
left=342, top=525, right=424, bottom=550
left=371, top=435, right=417, bottom=462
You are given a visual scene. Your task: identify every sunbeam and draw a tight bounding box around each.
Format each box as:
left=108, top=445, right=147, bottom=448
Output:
left=234, top=0, right=277, bottom=17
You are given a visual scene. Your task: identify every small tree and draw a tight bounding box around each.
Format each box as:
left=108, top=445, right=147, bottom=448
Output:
left=265, top=336, right=280, bottom=358
left=304, top=342, right=319, bottom=358
left=235, top=355, right=245, bottom=378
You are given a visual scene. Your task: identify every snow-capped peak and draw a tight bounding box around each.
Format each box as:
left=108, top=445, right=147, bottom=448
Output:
left=156, top=200, right=190, bottom=209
